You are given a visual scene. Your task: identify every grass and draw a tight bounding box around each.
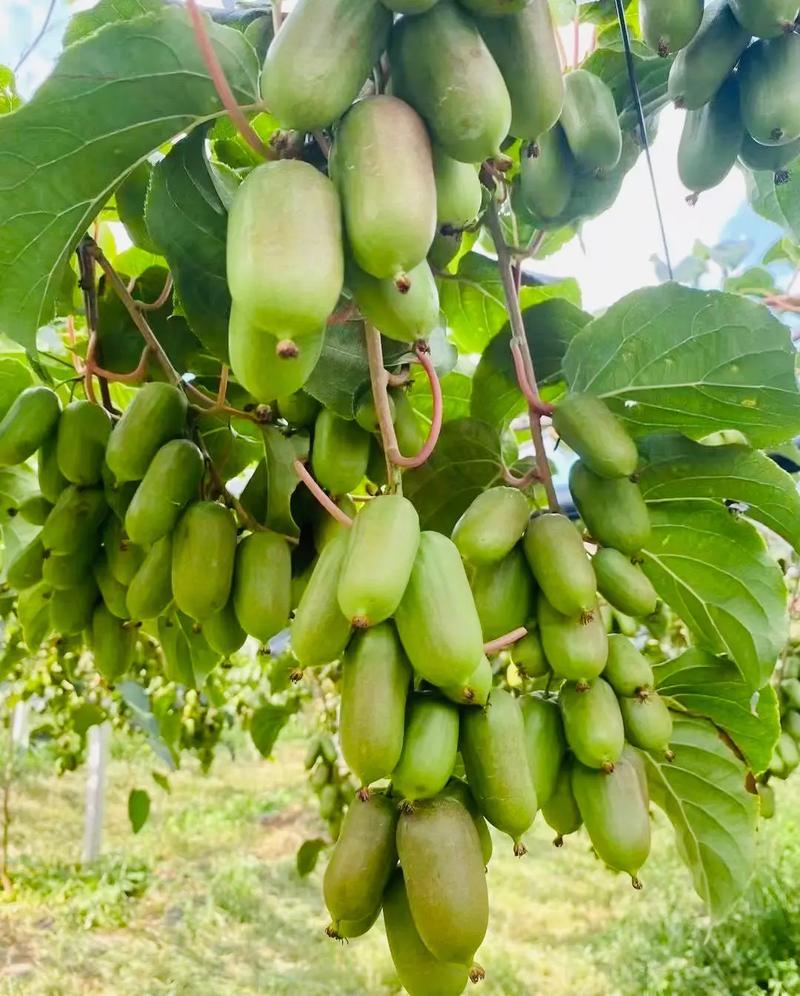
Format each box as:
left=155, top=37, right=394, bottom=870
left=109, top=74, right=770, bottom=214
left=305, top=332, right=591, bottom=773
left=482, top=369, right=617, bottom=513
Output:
left=1, top=733, right=800, bottom=995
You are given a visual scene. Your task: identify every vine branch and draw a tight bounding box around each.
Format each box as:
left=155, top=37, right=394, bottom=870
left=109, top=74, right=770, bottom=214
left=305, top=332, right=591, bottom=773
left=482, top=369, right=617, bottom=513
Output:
left=293, top=460, right=354, bottom=527
left=364, top=326, right=443, bottom=470
left=485, top=201, right=559, bottom=511
left=484, top=626, right=528, bottom=657
left=185, top=0, right=274, bottom=161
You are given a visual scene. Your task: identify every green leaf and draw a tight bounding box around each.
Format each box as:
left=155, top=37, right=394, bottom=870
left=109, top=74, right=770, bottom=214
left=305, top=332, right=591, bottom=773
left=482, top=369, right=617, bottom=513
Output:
left=582, top=45, right=671, bottom=131
left=128, top=788, right=151, bottom=834
left=17, top=582, right=52, bottom=650
left=304, top=322, right=409, bottom=419
left=412, top=371, right=471, bottom=425
left=118, top=679, right=177, bottom=769
left=640, top=501, right=787, bottom=691
left=563, top=284, right=800, bottom=449
left=775, top=165, right=800, bottom=243
left=63, top=0, right=165, bottom=46
left=261, top=426, right=310, bottom=540
left=151, top=770, right=171, bottom=794
left=0, top=67, right=21, bottom=116
left=644, top=715, right=758, bottom=920
left=296, top=837, right=327, bottom=878
left=744, top=167, right=788, bottom=230
left=656, top=648, right=779, bottom=776
left=724, top=267, right=775, bottom=296
left=251, top=703, right=295, bottom=759
left=0, top=7, right=259, bottom=351
left=471, top=298, right=591, bottom=428
left=145, top=128, right=231, bottom=362
left=763, top=237, right=800, bottom=268
left=71, top=703, right=106, bottom=736
left=639, top=435, right=800, bottom=552
left=200, top=415, right=262, bottom=483
left=437, top=252, right=581, bottom=354
left=403, top=419, right=509, bottom=534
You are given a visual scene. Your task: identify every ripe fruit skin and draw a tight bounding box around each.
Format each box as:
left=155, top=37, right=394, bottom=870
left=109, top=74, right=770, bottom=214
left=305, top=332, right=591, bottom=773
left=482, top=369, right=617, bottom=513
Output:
left=340, top=623, right=412, bottom=789
left=383, top=0, right=439, bottom=10
left=758, top=782, right=775, bottom=819
left=394, top=531, right=485, bottom=688
left=393, top=389, right=427, bottom=459
left=519, top=126, right=575, bottom=221
left=311, top=408, right=370, bottom=496
left=391, top=696, right=459, bottom=802
left=38, top=432, right=67, bottom=504
left=356, top=391, right=397, bottom=435
left=323, top=791, right=398, bottom=927
left=678, top=74, right=743, bottom=193
left=0, top=387, right=60, bottom=467
left=172, top=502, right=237, bottom=621
left=7, top=534, right=46, bottom=590
left=730, top=0, right=799, bottom=38
left=228, top=306, right=325, bottom=404
left=520, top=692, right=566, bottom=808
left=390, top=3, right=512, bottom=164
left=125, top=439, right=204, bottom=546
left=50, top=578, right=98, bottom=635
left=56, top=401, right=111, bottom=486
left=739, top=132, right=800, bottom=172
left=42, top=486, right=108, bottom=555
left=440, top=778, right=493, bottom=865
left=441, top=653, right=493, bottom=708
left=337, top=494, right=421, bottom=627
left=346, top=260, right=440, bottom=344
left=461, top=689, right=537, bottom=849
left=571, top=747, right=651, bottom=884
left=232, top=531, right=291, bottom=644
left=332, top=96, right=437, bottom=283
left=451, top=486, right=530, bottom=566
left=276, top=391, right=320, bottom=428
left=592, top=548, right=658, bottom=618
left=291, top=532, right=353, bottom=668
left=538, top=596, right=608, bottom=683
left=382, top=870, right=470, bottom=996
left=105, top=383, right=188, bottom=483
left=559, top=678, right=625, bottom=771
left=459, top=0, right=530, bottom=11
left=784, top=709, right=800, bottom=742
left=475, top=0, right=564, bottom=140
left=328, top=904, right=380, bottom=941
left=569, top=462, right=652, bottom=555
left=93, top=558, right=130, bottom=619
left=640, top=0, right=704, bottom=56
left=227, top=160, right=344, bottom=335
left=560, top=71, right=622, bottom=172
left=552, top=393, right=638, bottom=479
left=620, top=692, right=674, bottom=753
left=432, top=147, right=482, bottom=230
left=738, top=34, right=800, bottom=147
left=542, top=759, right=582, bottom=843
left=116, top=161, right=158, bottom=253
left=427, top=230, right=462, bottom=271
left=18, top=495, right=53, bottom=526
left=43, top=544, right=96, bottom=590
left=260, top=0, right=391, bottom=132
left=103, top=517, right=145, bottom=586
left=469, top=546, right=535, bottom=642
left=523, top=513, right=596, bottom=617
left=91, top=603, right=136, bottom=682
left=396, top=796, right=489, bottom=964
left=510, top=627, right=550, bottom=678
left=668, top=0, right=751, bottom=110
left=126, top=534, right=173, bottom=620
left=603, top=634, right=655, bottom=697
left=202, top=599, right=246, bottom=657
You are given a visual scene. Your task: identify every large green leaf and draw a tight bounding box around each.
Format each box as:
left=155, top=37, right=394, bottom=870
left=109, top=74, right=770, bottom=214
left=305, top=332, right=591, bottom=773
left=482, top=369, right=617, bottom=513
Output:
left=639, top=435, right=800, bottom=552
left=412, top=371, right=471, bottom=425
left=437, top=251, right=580, bottom=354
left=261, top=426, right=310, bottom=540
left=251, top=702, right=296, bottom=759
left=63, top=0, right=165, bottom=45
left=775, top=166, right=800, bottom=243
left=640, top=501, right=787, bottom=691
left=644, top=716, right=758, bottom=920
left=471, top=298, right=591, bottom=428
left=403, top=419, right=511, bottom=534
left=655, top=648, right=780, bottom=776
left=145, top=128, right=231, bottom=362
left=0, top=8, right=259, bottom=351
left=563, top=284, right=800, bottom=449
left=582, top=45, right=672, bottom=131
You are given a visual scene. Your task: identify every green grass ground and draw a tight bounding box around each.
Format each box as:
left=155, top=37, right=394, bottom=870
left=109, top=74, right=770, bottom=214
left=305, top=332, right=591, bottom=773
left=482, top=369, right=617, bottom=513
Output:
left=2, top=731, right=800, bottom=995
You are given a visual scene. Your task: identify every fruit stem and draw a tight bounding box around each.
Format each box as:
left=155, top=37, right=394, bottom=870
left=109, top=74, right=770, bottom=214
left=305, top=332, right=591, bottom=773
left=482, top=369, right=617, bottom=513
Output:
left=86, top=331, right=150, bottom=386
left=185, top=0, right=275, bottom=162
left=293, top=460, right=354, bottom=528
left=134, top=273, right=173, bottom=312
left=364, top=325, right=443, bottom=471
left=483, top=626, right=528, bottom=657
left=485, top=201, right=560, bottom=512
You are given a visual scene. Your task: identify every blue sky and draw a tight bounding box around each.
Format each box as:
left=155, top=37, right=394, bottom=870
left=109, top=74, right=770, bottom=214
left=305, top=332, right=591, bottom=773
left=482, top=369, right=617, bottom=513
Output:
left=3, top=0, right=780, bottom=313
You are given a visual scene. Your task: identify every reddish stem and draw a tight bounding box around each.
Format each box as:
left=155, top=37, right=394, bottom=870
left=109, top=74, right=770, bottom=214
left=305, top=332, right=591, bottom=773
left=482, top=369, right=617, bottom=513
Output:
left=510, top=341, right=554, bottom=417
left=86, top=332, right=150, bottom=385
left=293, top=460, right=354, bottom=528
left=397, top=346, right=442, bottom=469
left=136, top=273, right=173, bottom=312
left=185, top=0, right=273, bottom=161
left=484, top=627, right=528, bottom=656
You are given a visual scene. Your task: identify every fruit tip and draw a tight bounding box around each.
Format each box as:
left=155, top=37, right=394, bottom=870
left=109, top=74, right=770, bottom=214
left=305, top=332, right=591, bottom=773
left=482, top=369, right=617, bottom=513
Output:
left=276, top=338, right=299, bottom=359
left=631, top=875, right=643, bottom=891
left=394, top=273, right=411, bottom=294
left=356, top=786, right=371, bottom=802
left=513, top=840, right=528, bottom=857
left=469, top=963, right=486, bottom=984
left=553, top=835, right=564, bottom=848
